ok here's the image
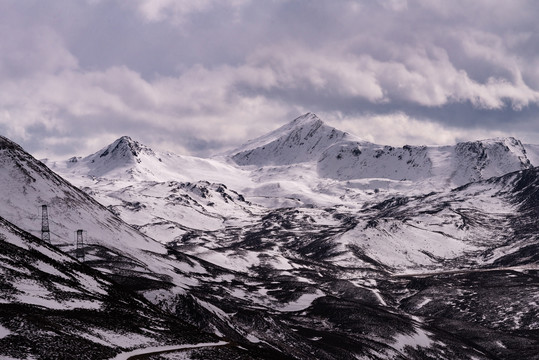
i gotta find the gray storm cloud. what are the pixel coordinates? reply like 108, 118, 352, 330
0, 0, 538, 158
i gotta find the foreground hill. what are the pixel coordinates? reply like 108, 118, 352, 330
0, 135, 277, 359
0, 216, 232, 360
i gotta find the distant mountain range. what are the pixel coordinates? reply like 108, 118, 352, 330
1, 113, 539, 359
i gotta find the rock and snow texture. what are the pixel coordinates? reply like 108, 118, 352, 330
0, 216, 226, 360
231, 112, 361, 166
2, 113, 539, 360
46, 114, 536, 218
318, 142, 433, 181
230, 113, 533, 188
78, 135, 155, 178
0, 135, 238, 296
50, 135, 247, 185
318, 136, 532, 185
0, 135, 164, 256
451, 137, 531, 185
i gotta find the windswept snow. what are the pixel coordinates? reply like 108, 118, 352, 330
524, 143, 539, 165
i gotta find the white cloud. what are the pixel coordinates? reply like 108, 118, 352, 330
130, 0, 250, 24
2, 33, 538, 158
242, 44, 539, 109
379, 0, 408, 11
0, 25, 77, 78
325, 112, 509, 146
1, 0, 539, 159
0, 57, 292, 157
246, 46, 385, 102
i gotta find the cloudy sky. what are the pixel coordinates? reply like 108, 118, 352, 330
1, 0, 539, 159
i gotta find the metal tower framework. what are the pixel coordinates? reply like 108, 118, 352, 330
41, 205, 51, 243
75, 229, 85, 261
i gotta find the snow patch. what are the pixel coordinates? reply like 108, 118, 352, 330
392, 327, 433, 353
0, 324, 11, 339
277, 290, 324, 312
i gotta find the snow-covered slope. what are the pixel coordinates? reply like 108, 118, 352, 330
318, 136, 532, 186
318, 142, 433, 181
49, 135, 248, 186
3, 129, 539, 359
0, 135, 162, 255
231, 113, 363, 166
0, 216, 224, 360
229, 113, 533, 189
451, 137, 531, 184
45, 139, 261, 241
107, 180, 262, 242
0, 135, 237, 296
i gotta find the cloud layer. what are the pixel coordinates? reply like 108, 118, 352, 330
1, 0, 538, 158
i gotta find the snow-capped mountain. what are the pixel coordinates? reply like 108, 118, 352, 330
2, 112, 539, 359
2, 135, 327, 359
231, 112, 363, 166
318, 136, 532, 185
230, 113, 533, 188
64, 135, 166, 179
0, 135, 165, 256
50, 135, 247, 185
48, 114, 536, 214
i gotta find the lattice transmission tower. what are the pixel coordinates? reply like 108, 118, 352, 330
41, 205, 51, 243
75, 229, 85, 261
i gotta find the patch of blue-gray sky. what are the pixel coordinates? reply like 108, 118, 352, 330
0, 0, 538, 158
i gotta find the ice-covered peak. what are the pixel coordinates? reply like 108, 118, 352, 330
95, 135, 154, 160
457, 137, 526, 151
50, 135, 248, 185
70, 136, 160, 179
231, 113, 360, 166
289, 112, 322, 127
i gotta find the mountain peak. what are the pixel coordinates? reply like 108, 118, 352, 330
96, 136, 158, 162
0, 135, 25, 152
98, 136, 148, 159
72, 136, 160, 178
231, 113, 354, 166
290, 112, 322, 125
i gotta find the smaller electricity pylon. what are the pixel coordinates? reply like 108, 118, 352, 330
41, 205, 51, 243
75, 229, 85, 261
